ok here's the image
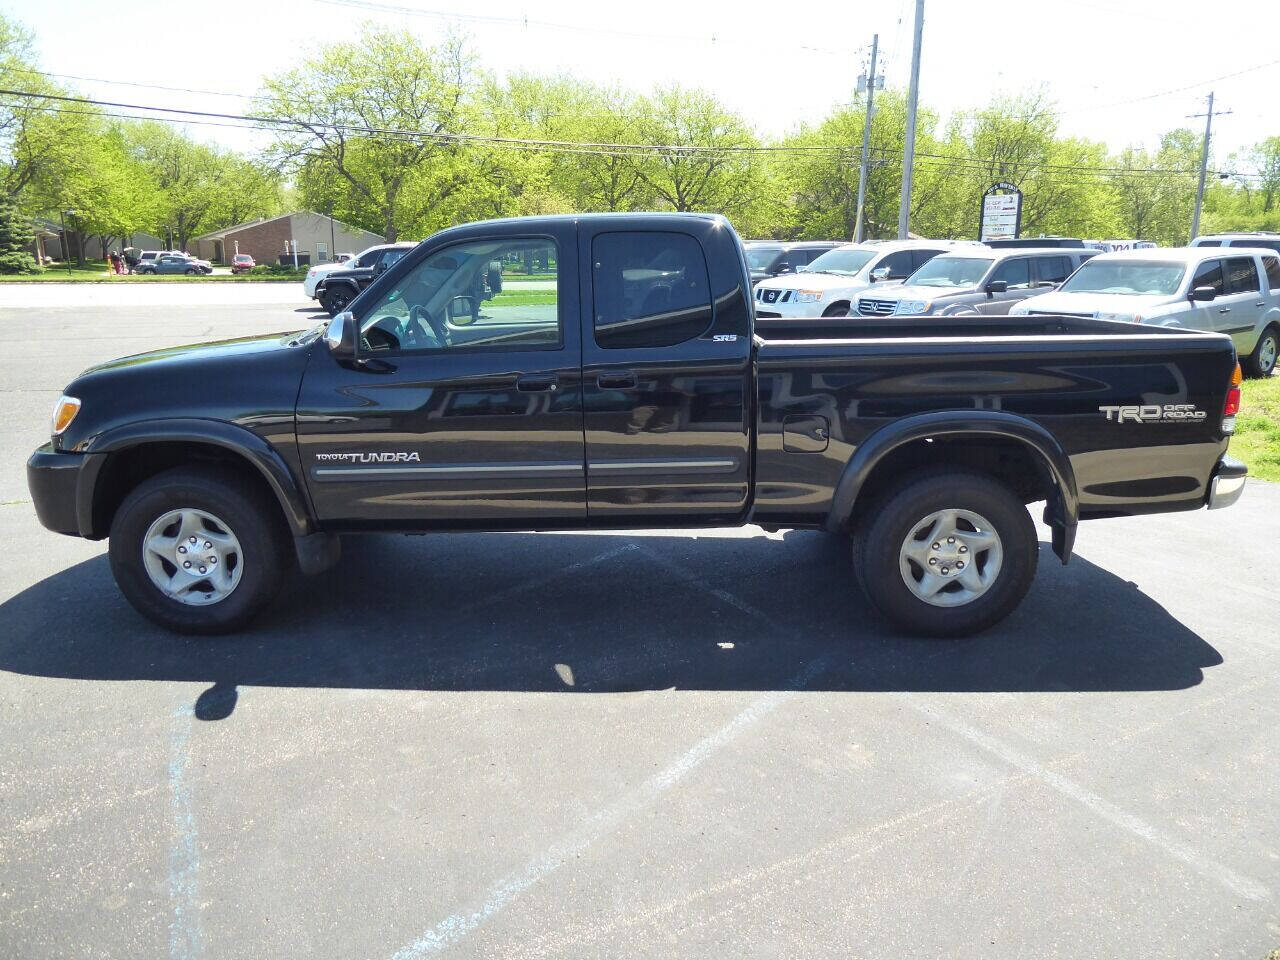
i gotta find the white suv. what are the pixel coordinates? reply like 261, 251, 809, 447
1192, 232, 1280, 257
1011, 246, 1280, 377
753, 240, 954, 318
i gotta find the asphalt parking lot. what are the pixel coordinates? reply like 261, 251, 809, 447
1, 282, 1278, 959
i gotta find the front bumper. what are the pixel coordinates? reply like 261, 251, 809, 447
27, 444, 89, 535
1207, 455, 1248, 510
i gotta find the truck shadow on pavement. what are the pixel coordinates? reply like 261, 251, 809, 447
0, 530, 1221, 720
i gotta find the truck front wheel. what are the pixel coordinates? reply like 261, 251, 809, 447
852, 470, 1038, 637
107, 467, 289, 634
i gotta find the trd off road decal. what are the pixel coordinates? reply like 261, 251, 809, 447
1098, 404, 1207, 423
315, 452, 422, 463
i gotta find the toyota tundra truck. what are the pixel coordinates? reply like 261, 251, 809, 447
27, 213, 1248, 637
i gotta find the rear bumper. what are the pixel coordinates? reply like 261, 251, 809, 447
1207, 455, 1248, 510
27, 444, 88, 536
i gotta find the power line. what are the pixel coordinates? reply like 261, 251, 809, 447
3, 65, 257, 100
1053, 55, 1280, 117
0, 87, 1266, 182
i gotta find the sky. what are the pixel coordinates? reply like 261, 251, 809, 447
3, 0, 1277, 167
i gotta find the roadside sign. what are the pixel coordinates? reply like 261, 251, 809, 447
979, 182, 1022, 241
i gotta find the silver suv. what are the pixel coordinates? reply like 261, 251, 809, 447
1192, 232, 1280, 256
854, 248, 1096, 317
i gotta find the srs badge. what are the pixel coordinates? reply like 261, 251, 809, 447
315, 452, 422, 463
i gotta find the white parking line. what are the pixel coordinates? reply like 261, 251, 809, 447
906, 696, 1270, 903
386, 657, 829, 959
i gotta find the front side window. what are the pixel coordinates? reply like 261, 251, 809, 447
593, 232, 712, 349
880, 250, 916, 280
745, 245, 782, 270
358, 238, 560, 353
1225, 257, 1260, 294
1191, 259, 1225, 296
990, 258, 1031, 289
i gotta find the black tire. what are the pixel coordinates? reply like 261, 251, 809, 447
321, 286, 353, 317
822, 301, 850, 317
852, 469, 1038, 637
108, 466, 289, 634
1244, 325, 1278, 378
184, 267, 197, 275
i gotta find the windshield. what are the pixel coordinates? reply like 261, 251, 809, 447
745, 246, 782, 270
1059, 260, 1186, 296
806, 248, 877, 276
906, 257, 993, 288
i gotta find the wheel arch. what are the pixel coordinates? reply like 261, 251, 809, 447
77, 419, 314, 540
825, 410, 1079, 562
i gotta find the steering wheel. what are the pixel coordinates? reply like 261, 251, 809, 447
411, 304, 450, 347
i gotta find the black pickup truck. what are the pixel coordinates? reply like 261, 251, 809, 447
28, 213, 1248, 637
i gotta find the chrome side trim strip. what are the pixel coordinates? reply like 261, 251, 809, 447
587, 458, 739, 476
314, 461, 584, 481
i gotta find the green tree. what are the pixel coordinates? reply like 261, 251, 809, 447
0, 191, 38, 272
258, 28, 473, 241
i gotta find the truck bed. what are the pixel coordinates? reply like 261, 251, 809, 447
751, 313, 1239, 528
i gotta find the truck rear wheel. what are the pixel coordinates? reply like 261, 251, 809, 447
852, 470, 1038, 637
107, 467, 288, 634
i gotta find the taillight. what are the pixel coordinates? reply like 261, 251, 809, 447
1222, 362, 1242, 433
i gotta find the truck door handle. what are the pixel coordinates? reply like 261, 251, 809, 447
1218, 307, 1231, 314
516, 374, 558, 392
596, 372, 637, 390
1257, 301, 1267, 307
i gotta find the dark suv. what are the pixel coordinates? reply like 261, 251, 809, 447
315, 242, 415, 316
744, 240, 842, 285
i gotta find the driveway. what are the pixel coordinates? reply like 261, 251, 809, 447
1, 285, 1276, 959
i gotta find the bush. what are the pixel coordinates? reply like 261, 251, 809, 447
248, 264, 308, 277
0, 196, 40, 274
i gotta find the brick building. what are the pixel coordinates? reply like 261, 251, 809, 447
189, 212, 385, 266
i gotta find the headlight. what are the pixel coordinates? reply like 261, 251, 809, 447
795, 290, 824, 303
52, 395, 81, 436
894, 300, 929, 315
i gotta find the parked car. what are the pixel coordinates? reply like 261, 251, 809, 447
302, 251, 366, 298
1011, 247, 1280, 377
27, 213, 1246, 638
1191, 232, 1280, 256
986, 237, 1088, 249
314, 242, 415, 316
135, 252, 213, 276
754, 240, 954, 318
743, 240, 843, 286
230, 253, 255, 274
852, 248, 1097, 317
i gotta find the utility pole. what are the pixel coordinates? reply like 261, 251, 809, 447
897, 0, 925, 239
853, 34, 880, 243
1189, 91, 1230, 242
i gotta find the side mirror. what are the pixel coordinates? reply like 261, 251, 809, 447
1189, 285, 1217, 302
372, 260, 386, 275
776, 262, 792, 274
324, 311, 357, 361
870, 266, 891, 282
448, 295, 477, 324
985, 279, 1009, 296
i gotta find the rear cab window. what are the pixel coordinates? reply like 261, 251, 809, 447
592, 232, 713, 349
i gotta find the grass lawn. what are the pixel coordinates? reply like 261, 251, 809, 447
1234, 373, 1280, 482
0, 263, 305, 282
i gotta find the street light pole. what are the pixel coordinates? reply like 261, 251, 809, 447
59, 209, 74, 277
897, 0, 925, 239
853, 34, 880, 243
